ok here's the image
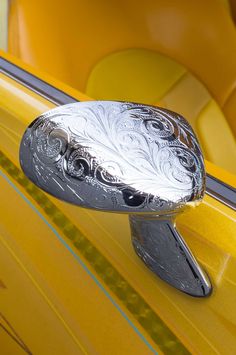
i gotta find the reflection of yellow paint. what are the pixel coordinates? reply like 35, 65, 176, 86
0, 279, 6, 289
0, 312, 32, 354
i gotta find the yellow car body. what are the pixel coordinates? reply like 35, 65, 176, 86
0, 1, 236, 354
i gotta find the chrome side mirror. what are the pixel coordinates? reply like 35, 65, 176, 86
20, 101, 212, 297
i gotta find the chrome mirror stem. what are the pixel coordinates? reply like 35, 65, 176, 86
130, 214, 211, 297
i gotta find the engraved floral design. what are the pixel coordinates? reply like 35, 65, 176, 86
20, 101, 205, 212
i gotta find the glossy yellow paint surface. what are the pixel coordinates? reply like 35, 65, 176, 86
7, 0, 236, 108
0, 61, 236, 354
0, 74, 160, 354
8, 0, 236, 176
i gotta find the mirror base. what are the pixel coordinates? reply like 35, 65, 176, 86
129, 214, 212, 297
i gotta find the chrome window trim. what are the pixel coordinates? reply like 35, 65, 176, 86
206, 175, 236, 210
0, 56, 235, 210
0, 57, 77, 105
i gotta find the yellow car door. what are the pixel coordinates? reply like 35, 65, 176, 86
0, 50, 236, 354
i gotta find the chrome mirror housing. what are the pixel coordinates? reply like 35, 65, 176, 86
20, 101, 212, 297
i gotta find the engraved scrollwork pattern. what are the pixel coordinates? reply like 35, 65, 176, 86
20, 101, 205, 212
